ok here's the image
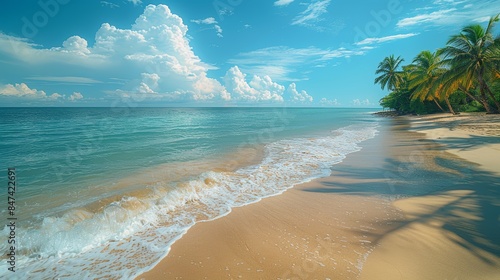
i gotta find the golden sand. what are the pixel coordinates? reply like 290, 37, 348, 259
138, 114, 500, 279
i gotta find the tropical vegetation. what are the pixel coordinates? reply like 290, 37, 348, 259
375, 14, 500, 115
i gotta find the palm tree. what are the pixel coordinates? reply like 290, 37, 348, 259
408, 50, 454, 114
440, 14, 500, 113
437, 64, 482, 108
374, 55, 405, 91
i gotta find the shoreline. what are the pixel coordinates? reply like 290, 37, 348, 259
138, 117, 401, 279
138, 113, 500, 279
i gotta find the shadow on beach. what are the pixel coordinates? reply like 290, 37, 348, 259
303, 117, 500, 265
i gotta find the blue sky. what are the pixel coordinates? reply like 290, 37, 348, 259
0, 0, 498, 107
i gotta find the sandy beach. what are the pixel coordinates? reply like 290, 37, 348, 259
361, 113, 500, 280
138, 114, 500, 279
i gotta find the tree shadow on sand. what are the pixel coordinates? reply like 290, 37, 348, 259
304, 153, 500, 265
421, 135, 500, 151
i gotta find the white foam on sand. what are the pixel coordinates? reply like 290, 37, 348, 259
0, 123, 379, 279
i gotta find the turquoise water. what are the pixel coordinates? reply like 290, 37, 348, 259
0, 107, 379, 279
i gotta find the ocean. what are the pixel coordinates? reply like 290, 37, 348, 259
0, 107, 379, 279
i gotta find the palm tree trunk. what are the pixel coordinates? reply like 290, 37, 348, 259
484, 84, 500, 112
479, 87, 496, 114
459, 86, 481, 103
460, 85, 495, 114
477, 73, 499, 113
432, 98, 445, 112
444, 96, 457, 115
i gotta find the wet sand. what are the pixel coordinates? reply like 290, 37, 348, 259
138, 115, 500, 279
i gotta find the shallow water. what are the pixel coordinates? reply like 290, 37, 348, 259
0, 107, 378, 279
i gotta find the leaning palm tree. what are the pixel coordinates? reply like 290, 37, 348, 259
374, 55, 405, 91
437, 62, 482, 107
440, 14, 500, 113
408, 50, 454, 114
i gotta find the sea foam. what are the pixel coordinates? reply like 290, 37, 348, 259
0, 123, 378, 279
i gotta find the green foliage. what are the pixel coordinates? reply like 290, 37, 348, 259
374, 55, 405, 91
379, 89, 442, 115
380, 90, 410, 113
375, 14, 500, 115
448, 91, 481, 112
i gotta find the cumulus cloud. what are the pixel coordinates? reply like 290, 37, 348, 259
274, 0, 295, 6
0, 83, 47, 98
50, 93, 63, 99
320, 98, 340, 106
0, 33, 105, 66
0, 5, 229, 103
69, 92, 84, 101
352, 99, 371, 106
62, 36, 91, 55
287, 83, 313, 102
0, 83, 63, 100
223, 66, 284, 102
1, 4, 322, 105
136, 73, 160, 94
191, 17, 223, 38
92, 4, 228, 100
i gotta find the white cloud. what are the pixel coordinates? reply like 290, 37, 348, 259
287, 83, 313, 102
0, 5, 229, 103
28, 76, 101, 84
0, 4, 326, 105
292, 0, 331, 26
318, 47, 365, 60
191, 17, 217, 25
91, 5, 228, 101
352, 99, 371, 106
214, 25, 223, 38
136, 73, 160, 94
191, 17, 223, 37
228, 46, 365, 81
61, 36, 91, 55
433, 0, 466, 4
50, 93, 63, 99
223, 66, 284, 102
128, 0, 142, 5
69, 92, 84, 101
397, 9, 456, 27
0, 83, 66, 101
0, 83, 88, 103
274, 0, 295, 6
397, 0, 500, 28
101, 1, 119, 9
0, 33, 105, 66
320, 98, 340, 106
356, 33, 419, 45
474, 16, 491, 23
0, 83, 46, 97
